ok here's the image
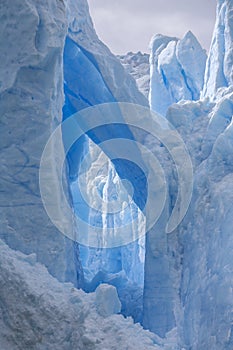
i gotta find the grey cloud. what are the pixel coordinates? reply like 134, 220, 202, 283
90, 0, 216, 18
88, 0, 217, 54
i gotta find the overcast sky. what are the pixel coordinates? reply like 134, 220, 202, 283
88, 0, 217, 54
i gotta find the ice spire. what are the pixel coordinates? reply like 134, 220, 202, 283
202, 0, 233, 98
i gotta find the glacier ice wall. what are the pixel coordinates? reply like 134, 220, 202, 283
65, 0, 148, 110
149, 31, 207, 116
0, 0, 148, 321
144, 30, 206, 335
172, 93, 233, 350
2, 0, 233, 348
0, 0, 151, 346
202, 0, 233, 99
144, 0, 233, 347
0, 0, 78, 285
144, 90, 233, 348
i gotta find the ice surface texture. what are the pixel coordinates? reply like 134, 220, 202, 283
149, 31, 207, 116
144, 1, 233, 347
95, 283, 121, 317
0, 239, 166, 350
0, 0, 78, 285
202, 0, 233, 99
1, 0, 233, 349
63, 0, 148, 322
118, 52, 150, 98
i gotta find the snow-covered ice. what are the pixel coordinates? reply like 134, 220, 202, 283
0, 239, 167, 350
117, 52, 150, 98
95, 284, 121, 317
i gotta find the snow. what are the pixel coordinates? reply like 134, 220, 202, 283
149, 32, 207, 116
0, 239, 166, 350
117, 52, 150, 98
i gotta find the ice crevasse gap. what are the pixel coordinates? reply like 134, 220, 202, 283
62, 0, 210, 329
62, 0, 149, 323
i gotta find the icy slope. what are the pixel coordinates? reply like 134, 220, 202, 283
0, 239, 165, 350
0, 0, 77, 284
117, 52, 150, 98
150, 31, 207, 116
202, 0, 233, 98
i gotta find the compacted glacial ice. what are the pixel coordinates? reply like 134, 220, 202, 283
0, 0, 154, 348
0, 0, 78, 285
63, 0, 149, 324
149, 31, 207, 116
1, 0, 233, 349
0, 0, 147, 294
144, 1, 233, 348
202, 0, 233, 99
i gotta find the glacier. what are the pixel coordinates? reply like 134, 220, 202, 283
0, 0, 78, 285
1, 0, 233, 349
63, 0, 149, 324
118, 51, 150, 98
0, 0, 149, 343
143, 0, 233, 348
149, 31, 207, 116
202, 0, 233, 99
0, 239, 166, 350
